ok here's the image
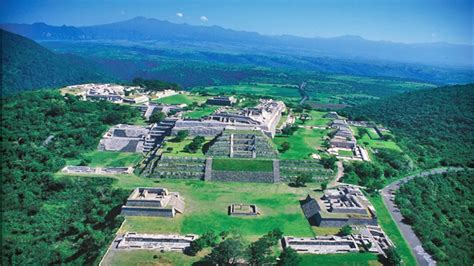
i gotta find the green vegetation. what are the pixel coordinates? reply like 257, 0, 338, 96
102, 250, 202, 265
184, 105, 218, 119
299, 253, 381, 266
148, 111, 165, 123
295, 110, 331, 127
153, 93, 208, 105
65, 151, 143, 167
395, 171, 473, 265
131, 77, 180, 91
274, 128, 328, 159
161, 137, 210, 158
369, 195, 417, 266
212, 158, 274, 172
109, 177, 315, 239
338, 149, 354, 157
193, 83, 300, 99
1, 29, 109, 95
1, 90, 140, 264
352, 127, 402, 152
344, 84, 474, 167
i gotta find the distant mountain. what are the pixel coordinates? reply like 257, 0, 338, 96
0, 29, 110, 95
1, 17, 472, 68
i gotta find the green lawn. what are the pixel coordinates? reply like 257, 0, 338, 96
111, 177, 315, 239
102, 250, 203, 266
192, 83, 301, 99
184, 106, 218, 119
338, 150, 354, 157
65, 151, 143, 167
274, 128, 329, 159
369, 195, 417, 266
352, 127, 402, 152
300, 253, 381, 266
212, 158, 274, 172
153, 93, 208, 105
160, 137, 211, 158
296, 111, 331, 127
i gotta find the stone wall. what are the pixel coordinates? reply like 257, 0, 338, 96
121, 206, 175, 217
211, 170, 275, 183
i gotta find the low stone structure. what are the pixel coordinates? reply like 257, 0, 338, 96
121, 187, 185, 217
61, 166, 133, 175
282, 236, 359, 254
206, 96, 237, 106
229, 204, 259, 216
115, 232, 197, 252
301, 186, 378, 227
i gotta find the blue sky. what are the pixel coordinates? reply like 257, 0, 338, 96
0, 0, 472, 44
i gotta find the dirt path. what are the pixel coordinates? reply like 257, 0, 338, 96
381, 167, 465, 266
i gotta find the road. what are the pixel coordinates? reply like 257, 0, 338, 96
381, 167, 464, 266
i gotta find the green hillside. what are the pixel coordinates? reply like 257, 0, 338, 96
0, 29, 109, 95
395, 170, 474, 265
343, 84, 474, 167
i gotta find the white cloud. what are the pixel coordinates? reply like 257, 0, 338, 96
200, 16, 208, 22
176, 12, 183, 18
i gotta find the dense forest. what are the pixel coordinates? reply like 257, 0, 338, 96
1, 90, 139, 264
0, 29, 110, 95
395, 171, 474, 265
343, 84, 474, 168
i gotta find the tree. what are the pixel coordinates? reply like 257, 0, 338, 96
173, 130, 189, 142
290, 172, 312, 187
321, 156, 337, 170
247, 229, 283, 265
206, 237, 245, 265
278, 247, 300, 266
339, 225, 352, 236
385, 247, 402, 266
321, 181, 328, 191
148, 111, 165, 123
279, 142, 291, 153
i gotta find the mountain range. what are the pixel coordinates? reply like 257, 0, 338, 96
2, 16, 472, 68
0, 29, 109, 95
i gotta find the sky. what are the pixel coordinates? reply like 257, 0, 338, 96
0, 0, 472, 45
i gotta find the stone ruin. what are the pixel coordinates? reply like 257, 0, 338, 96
115, 232, 198, 252
121, 187, 185, 217
228, 204, 259, 216
206, 129, 278, 159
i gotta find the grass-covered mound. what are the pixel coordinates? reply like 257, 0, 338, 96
212, 158, 273, 172
344, 84, 474, 168
395, 170, 474, 265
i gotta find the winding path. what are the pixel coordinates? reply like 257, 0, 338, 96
381, 167, 465, 266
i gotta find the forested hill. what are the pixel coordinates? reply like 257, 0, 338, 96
343, 84, 474, 168
0, 29, 109, 95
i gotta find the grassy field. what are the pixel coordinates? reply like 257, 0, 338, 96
296, 110, 331, 127
65, 151, 143, 167
102, 250, 203, 266
300, 253, 381, 266
212, 158, 274, 172
160, 137, 211, 158
274, 128, 329, 159
352, 127, 402, 152
369, 195, 417, 266
338, 149, 354, 157
110, 177, 315, 239
183, 106, 218, 119
153, 93, 208, 105
192, 83, 301, 99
